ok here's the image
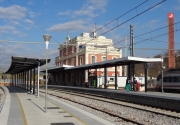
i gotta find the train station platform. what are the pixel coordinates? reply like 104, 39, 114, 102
0, 86, 114, 125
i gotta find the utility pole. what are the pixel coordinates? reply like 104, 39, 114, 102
124, 36, 128, 76
130, 25, 134, 57
130, 25, 134, 82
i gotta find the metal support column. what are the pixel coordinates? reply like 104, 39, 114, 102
33, 68, 35, 94
18, 73, 19, 87
144, 63, 148, 92
115, 65, 117, 90
80, 72, 82, 87
15, 74, 16, 87
27, 70, 29, 91
30, 69, 32, 91
37, 62, 40, 97
104, 67, 107, 89
24, 70, 27, 90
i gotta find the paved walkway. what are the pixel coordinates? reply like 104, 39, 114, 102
0, 86, 115, 125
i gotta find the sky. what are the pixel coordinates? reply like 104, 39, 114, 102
0, 0, 180, 72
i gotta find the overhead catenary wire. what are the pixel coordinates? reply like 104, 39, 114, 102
113, 20, 180, 46
99, 0, 167, 36
7, 0, 60, 45
83, 0, 166, 45
94, 0, 149, 33
84, 0, 168, 58
134, 28, 180, 45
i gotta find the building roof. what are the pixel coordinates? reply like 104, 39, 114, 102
5, 56, 51, 74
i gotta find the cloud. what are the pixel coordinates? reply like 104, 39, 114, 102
29, 11, 36, 18
0, 5, 27, 20
10, 21, 20, 26
28, 1, 33, 5
58, 10, 71, 15
0, 25, 15, 33
146, 20, 159, 28
57, 0, 108, 18
47, 20, 90, 32
0, 25, 27, 37
24, 19, 34, 25
12, 30, 27, 37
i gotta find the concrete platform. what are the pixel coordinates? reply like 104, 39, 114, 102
0, 86, 114, 125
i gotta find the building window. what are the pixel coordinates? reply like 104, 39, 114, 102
72, 46, 74, 53
71, 58, 74, 66
66, 47, 68, 55
102, 57, 106, 61
80, 56, 83, 65
92, 56, 95, 63
113, 57, 117, 60
66, 60, 68, 65
61, 50, 63, 57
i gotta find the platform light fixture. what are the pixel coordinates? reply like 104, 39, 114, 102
43, 34, 51, 113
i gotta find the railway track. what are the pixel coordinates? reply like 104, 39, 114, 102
40, 87, 180, 124
40, 88, 143, 124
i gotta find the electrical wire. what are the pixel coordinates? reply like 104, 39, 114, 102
95, 0, 148, 33
134, 28, 180, 45
7, 0, 60, 44
82, 0, 166, 45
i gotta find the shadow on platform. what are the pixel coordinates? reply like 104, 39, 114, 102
6, 86, 28, 93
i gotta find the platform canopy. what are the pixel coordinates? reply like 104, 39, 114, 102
42, 56, 162, 73
65, 56, 163, 70
41, 65, 73, 73
5, 56, 51, 74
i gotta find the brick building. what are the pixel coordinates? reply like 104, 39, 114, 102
54, 32, 122, 86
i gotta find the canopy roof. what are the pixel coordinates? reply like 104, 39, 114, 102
65, 56, 162, 70
5, 56, 50, 74
41, 65, 73, 73
41, 56, 162, 73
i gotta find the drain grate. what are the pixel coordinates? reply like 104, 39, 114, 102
51, 123, 75, 125
64, 115, 73, 117
44, 107, 60, 109
58, 111, 66, 113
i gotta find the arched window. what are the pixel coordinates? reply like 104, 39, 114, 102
102, 56, 106, 61
71, 58, 74, 66
92, 56, 95, 63
72, 46, 74, 53
66, 47, 68, 55
66, 60, 68, 65
61, 50, 63, 57
80, 56, 83, 65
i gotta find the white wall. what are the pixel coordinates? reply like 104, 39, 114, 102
97, 76, 145, 87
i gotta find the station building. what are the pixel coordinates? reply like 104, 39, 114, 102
52, 32, 122, 86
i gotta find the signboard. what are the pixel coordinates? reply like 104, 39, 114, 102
168, 13, 174, 19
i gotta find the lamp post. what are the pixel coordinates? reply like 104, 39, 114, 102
43, 34, 51, 113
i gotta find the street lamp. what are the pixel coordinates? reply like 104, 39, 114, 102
43, 34, 51, 113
